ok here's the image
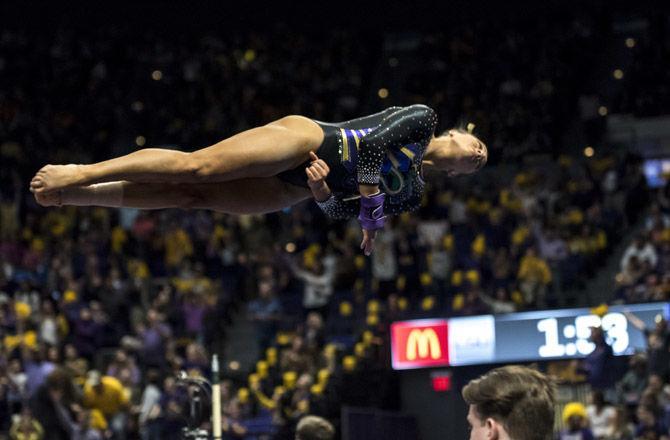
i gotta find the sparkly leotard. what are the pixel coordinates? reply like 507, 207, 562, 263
277, 104, 438, 219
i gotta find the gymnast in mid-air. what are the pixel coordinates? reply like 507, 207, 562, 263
30, 104, 487, 254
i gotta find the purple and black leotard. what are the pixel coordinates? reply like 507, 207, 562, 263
277, 104, 438, 220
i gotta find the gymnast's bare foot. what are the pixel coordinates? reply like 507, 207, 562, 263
34, 190, 62, 207
30, 164, 83, 194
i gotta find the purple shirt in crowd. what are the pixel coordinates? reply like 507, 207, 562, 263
24, 361, 55, 396
182, 303, 206, 335
141, 323, 172, 365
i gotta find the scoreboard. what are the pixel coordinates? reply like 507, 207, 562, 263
390, 302, 668, 370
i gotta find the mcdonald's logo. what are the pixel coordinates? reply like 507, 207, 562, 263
391, 320, 449, 370
406, 328, 442, 360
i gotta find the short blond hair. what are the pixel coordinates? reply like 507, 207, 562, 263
296, 415, 335, 440
462, 365, 555, 440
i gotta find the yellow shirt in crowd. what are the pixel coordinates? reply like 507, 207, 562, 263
164, 228, 193, 267
9, 419, 44, 440
517, 255, 552, 285
83, 376, 130, 417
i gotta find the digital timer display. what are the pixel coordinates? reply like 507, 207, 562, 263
488, 306, 650, 365
391, 302, 669, 369
536, 313, 627, 357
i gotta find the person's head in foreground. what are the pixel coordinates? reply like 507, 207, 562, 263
425, 125, 488, 177
295, 415, 335, 440
462, 365, 555, 440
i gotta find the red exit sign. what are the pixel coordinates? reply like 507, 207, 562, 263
431, 374, 452, 392
391, 320, 449, 370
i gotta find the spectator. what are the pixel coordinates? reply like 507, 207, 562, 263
23, 348, 56, 398
517, 247, 552, 308
248, 279, 283, 351
155, 376, 186, 440
533, 223, 569, 304
301, 312, 325, 355
616, 354, 649, 408
72, 408, 106, 440
586, 390, 616, 440
370, 229, 398, 298
295, 415, 335, 440
138, 309, 173, 369
222, 398, 249, 439
625, 312, 670, 379
183, 342, 209, 377
280, 336, 312, 376
460, 288, 490, 316
462, 365, 555, 440
634, 405, 668, 440
426, 236, 453, 294
9, 407, 44, 440
29, 368, 78, 440
559, 402, 594, 440
290, 374, 314, 423
644, 374, 668, 413
290, 252, 336, 318
620, 235, 657, 273
491, 248, 514, 290
62, 344, 82, 378
137, 369, 162, 440
38, 301, 59, 346
479, 287, 517, 314
106, 349, 141, 388
6, 358, 27, 414
575, 327, 616, 394
83, 370, 130, 440
71, 307, 102, 362
219, 380, 236, 416
609, 406, 634, 440
164, 223, 194, 275
645, 204, 670, 232
180, 291, 210, 343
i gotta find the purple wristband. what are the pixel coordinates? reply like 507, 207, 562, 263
358, 192, 386, 230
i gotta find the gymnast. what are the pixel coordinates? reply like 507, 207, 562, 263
30, 104, 487, 255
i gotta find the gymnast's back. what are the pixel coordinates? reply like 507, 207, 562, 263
315, 106, 403, 130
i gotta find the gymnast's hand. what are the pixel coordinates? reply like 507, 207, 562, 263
358, 191, 385, 257
305, 151, 332, 202
360, 229, 376, 256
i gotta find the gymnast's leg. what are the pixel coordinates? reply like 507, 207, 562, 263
35, 178, 312, 215
30, 116, 324, 193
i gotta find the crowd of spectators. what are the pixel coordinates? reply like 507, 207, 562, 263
614, 185, 670, 306
549, 182, 670, 440
0, 5, 667, 440
557, 314, 670, 440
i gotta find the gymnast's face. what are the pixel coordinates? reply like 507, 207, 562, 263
428, 130, 487, 177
